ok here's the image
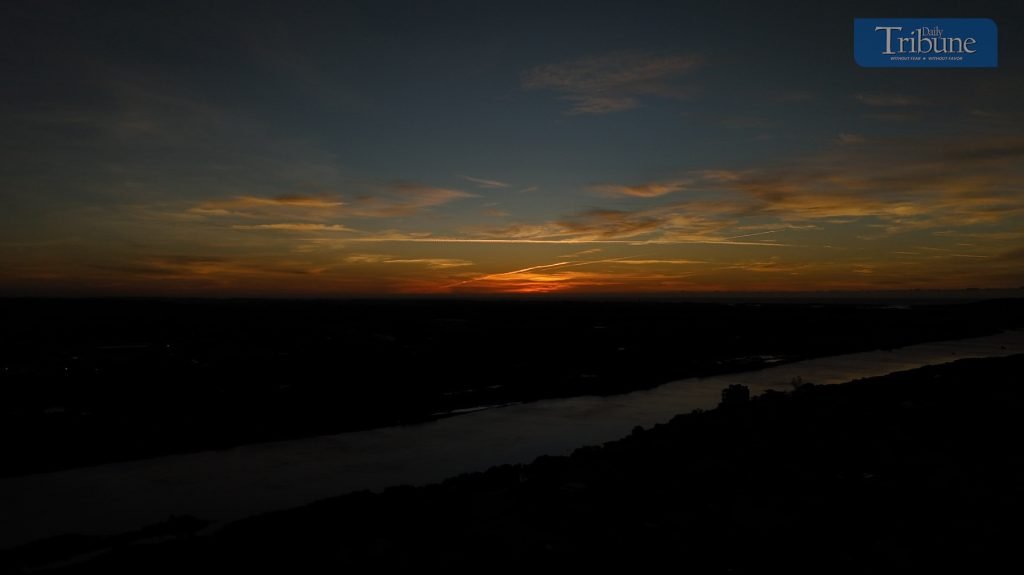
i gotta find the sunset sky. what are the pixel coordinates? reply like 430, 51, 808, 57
2, 1, 1023, 295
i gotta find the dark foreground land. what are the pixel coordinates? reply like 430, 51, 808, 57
2, 297, 1023, 477
7, 354, 1023, 573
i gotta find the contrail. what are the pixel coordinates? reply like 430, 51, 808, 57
444, 261, 575, 288
723, 230, 779, 240
445, 256, 637, 289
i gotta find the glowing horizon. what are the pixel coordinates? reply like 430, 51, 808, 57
2, 2, 1023, 296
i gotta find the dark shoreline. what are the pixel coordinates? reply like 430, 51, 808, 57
8, 353, 1023, 573
3, 298, 1023, 478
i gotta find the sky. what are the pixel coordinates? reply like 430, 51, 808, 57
2, 0, 1023, 296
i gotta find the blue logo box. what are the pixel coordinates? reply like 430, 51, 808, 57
854, 18, 997, 68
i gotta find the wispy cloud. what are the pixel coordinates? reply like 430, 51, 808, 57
192, 194, 344, 217
89, 254, 324, 281
558, 248, 602, 258
723, 230, 780, 240
558, 208, 667, 239
189, 183, 473, 222
611, 259, 705, 265
444, 255, 707, 293
446, 257, 627, 289
462, 205, 728, 244
386, 258, 474, 268
714, 257, 810, 274
47, 124, 1023, 296
346, 253, 473, 269
348, 183, 474, 217
343, 199, 791, 246
695, 135, 1024, 230
591, 181, 687, 198
248, 195, 344, 207
232, 223, 356, 232
350, 236, 789, 247
522, 52, 701, 114
337, 133, 1024, 261
460, 175, 511, 189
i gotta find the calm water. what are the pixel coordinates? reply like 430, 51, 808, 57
3, 330, 1023, 549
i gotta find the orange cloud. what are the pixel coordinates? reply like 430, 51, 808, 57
233, 223, 356, 232
346, 253, 473, 269
695, 135, 1024, 230
189, 183, 473, 222
198, 195, 344, 210
591, 181, 687, 198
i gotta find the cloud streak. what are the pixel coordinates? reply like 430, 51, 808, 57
591, 181, 687, 198
233, 223, 356, 232
348, 183, 474, 217
445, 257, 634, 290
346, 254, 473, 269
460, 175, 511, 189
189, 183, 473, 222
522, 52, 701, 114
694, 135, 1024, 231
349, 236, 790, 247
444, 255, 709, 293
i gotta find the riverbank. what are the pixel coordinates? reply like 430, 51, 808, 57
7, 353, 1023, 573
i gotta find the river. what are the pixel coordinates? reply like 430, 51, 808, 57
2, 330, 1023, 549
